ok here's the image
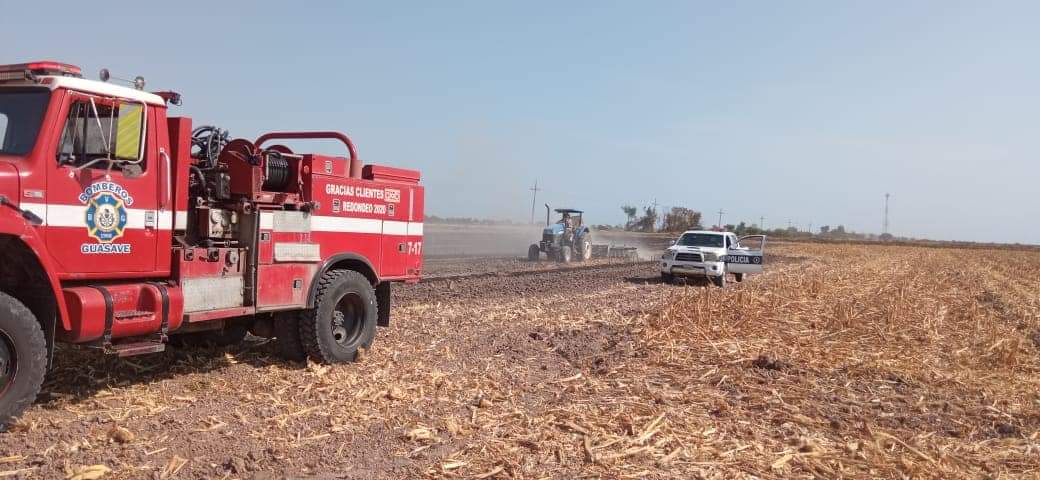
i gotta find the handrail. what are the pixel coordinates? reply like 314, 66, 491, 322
254, 131, 360, 178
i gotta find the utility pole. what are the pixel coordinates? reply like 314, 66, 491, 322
759, 216, 765, 231
529, 180, 541, 224
883, 193, 890, 235
808, 222, 813, 234
716, 209, 725, 229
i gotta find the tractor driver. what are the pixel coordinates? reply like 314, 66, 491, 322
560, 212, 573, 230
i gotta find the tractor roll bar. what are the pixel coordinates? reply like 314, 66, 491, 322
254, 131, 361, 178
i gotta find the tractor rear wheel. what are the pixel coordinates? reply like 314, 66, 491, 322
528, 244, 540, 261
578, 239, 592, 261
0, 292, 46, 428
299, 270, 377, 364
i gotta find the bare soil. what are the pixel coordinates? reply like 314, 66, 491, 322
0, 243, 1037, 479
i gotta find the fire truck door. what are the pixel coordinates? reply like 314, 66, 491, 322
44, 94, 159, 274
725, 234, 765, 274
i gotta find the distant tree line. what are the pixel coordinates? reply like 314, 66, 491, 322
621, 205, 706, 233
617, 204, 891, 240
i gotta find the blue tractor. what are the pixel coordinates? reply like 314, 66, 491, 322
528, 205, 593, 263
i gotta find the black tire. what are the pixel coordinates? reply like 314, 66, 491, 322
558, 246, 572, 263
712, 273, 727, 288
660, 272, 674, 284
0, 292, 46, 427
170, 323, 247, 348
299, 270, 377, 364
735, 273, 745, 282
273, 311, 306, 361
528, 244, 540, 261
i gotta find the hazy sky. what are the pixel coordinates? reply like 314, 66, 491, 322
4, 1, 1037, 243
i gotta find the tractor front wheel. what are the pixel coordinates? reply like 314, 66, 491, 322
0, 292, 46, 428
528, 244, 540, 261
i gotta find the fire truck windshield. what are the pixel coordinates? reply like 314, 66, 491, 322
0, 89, 50, 156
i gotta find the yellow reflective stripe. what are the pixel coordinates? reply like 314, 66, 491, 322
114, 104, 142, 159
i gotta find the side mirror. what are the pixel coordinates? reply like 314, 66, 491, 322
669, 239, 676, 245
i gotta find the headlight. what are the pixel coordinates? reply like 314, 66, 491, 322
661, 251, 675, 260
703, 251, 719, 262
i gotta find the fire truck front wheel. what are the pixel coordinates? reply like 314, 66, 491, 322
0, 291, 46, 427
299, 270, 377, 364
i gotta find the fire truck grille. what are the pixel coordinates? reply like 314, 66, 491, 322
675, 252, 703, 262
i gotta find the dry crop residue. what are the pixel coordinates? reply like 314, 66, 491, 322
0, 243, 1037, 479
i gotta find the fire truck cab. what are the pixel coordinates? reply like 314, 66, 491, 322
0, 61, 425, 424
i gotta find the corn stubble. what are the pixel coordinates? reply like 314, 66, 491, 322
1, 243, 1036, 479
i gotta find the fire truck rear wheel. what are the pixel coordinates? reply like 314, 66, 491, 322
299, 270, 377, 364
170, 323, 247, 348
274, 312, 306, 361
0, 292, 46, 428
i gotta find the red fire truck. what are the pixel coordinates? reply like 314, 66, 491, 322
0, 61, 424, 424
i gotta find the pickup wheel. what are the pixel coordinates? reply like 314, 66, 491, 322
0, 292, 46, 428
660, 272, 674, 284
735, 273, 745, 282
712, 273, 727, 288
528, 244, 540, 261
273, 311, 306, 361
299, 270, 377, 364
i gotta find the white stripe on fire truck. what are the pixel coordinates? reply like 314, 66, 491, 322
308, 217, 422, 236
21, 203, 422, 236
175, 211, 188, 230
22, 203, 177, 230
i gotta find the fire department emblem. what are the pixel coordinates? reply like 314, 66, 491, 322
85, 192, 128, 243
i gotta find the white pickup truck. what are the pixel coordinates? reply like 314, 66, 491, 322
660, 230, 766, 287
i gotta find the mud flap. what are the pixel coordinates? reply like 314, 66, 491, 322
376, 282, 391, 327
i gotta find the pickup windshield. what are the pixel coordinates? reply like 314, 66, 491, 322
677, 233, 724, 248
0, 89, 50, 156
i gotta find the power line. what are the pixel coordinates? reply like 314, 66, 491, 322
529, 180, 541, 224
